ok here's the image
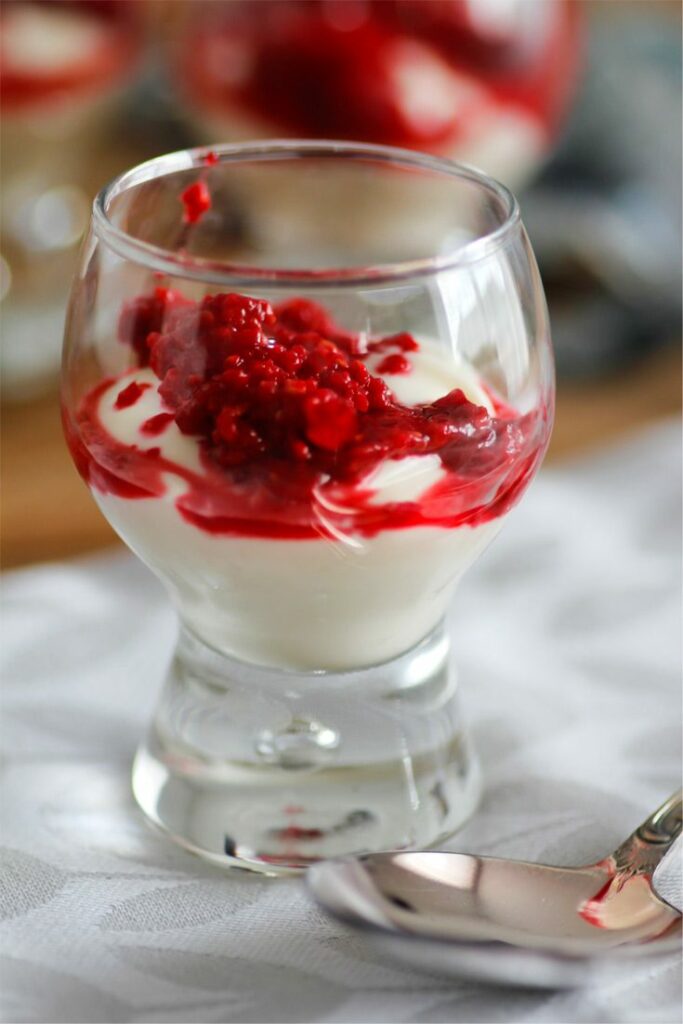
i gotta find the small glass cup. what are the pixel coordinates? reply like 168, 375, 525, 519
61, 141, 554, 873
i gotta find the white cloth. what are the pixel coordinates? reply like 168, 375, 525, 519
1, 421, 681, 1024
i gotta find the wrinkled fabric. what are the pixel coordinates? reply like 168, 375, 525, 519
1, 421, 681, 1024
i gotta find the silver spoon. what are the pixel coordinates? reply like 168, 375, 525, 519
308, 791, 682, 988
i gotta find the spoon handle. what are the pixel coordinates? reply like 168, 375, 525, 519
635, 790, 683, 848
612, 790, 682, 880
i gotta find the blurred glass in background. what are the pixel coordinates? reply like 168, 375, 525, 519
170, 0, 580, 188
0, 0, 143, 398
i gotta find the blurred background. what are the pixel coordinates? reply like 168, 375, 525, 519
1, 0, 681, 568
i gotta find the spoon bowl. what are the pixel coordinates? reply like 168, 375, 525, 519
308, 791, 682, 988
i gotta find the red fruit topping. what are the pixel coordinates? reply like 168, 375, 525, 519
68, 291, 549, 539
118, 287, 194, 366
180, 179, 211, 224
141, 412, 174, 436
114, 380, 150, 409
276, 297, 362, 355
115, 291, 540, 489
304, 391, 358, 451
370, 332, 419, 353
204, 150, 219, 165
376, 353, 411, 375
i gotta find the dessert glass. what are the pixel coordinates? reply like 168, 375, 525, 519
172, 0, 581, 188
61, 141, 554, 873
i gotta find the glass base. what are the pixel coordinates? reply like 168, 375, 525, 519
132, 624, 481, 875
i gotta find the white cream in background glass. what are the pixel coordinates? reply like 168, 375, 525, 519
61, 142, 554, 873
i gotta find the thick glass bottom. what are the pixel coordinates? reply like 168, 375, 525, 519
132, 624, 481, 875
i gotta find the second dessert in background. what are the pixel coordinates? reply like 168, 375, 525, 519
173, 0, 581, 188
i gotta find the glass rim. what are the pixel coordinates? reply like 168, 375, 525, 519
92, 139, 521, 288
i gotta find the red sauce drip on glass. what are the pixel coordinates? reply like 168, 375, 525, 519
180, 179, 211, 225
65, 290, 550, 540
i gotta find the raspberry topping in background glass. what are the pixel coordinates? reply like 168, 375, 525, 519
176, 0, 580, 182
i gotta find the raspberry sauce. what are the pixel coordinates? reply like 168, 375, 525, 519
65, 290, 550, 540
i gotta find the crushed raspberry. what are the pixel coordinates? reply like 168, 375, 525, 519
304, 391, 358, 451
376, 353, 411, 375
141, 413, 174, 436
118, 287, 194, 366
204, 150, 218, 165
114, 289, 536, 496
117, 291, 415, 481
69, 290, 548, 539
180, 179, 211, 224
115, 381, 150, 409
